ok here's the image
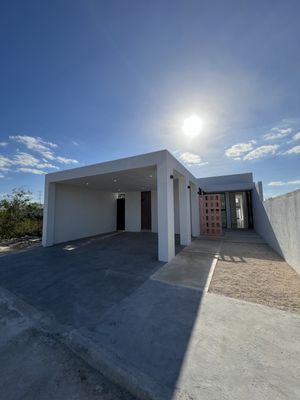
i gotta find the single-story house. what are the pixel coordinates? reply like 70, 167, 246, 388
42, 150, 263, 262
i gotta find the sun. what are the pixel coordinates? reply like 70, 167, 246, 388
182, 115, 203, 138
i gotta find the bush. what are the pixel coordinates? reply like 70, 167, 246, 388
0, 189, 43, 240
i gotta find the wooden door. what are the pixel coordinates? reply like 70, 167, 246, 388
199, 194, 222, 236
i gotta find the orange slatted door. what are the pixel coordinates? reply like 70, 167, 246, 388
199, 194, 222, 236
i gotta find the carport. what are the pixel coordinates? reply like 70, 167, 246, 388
43, 150, 200, 261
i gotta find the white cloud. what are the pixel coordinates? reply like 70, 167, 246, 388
10, 135, 57, 152
9, 135, 78, 165
0, 142, 8, 147
178, 152, 208, 166
225, 140, 256, 160
264, 127, 292, 141
13, 152, 59, 169
0, 155, 12, 171
284, 145, 300, 155
292, 132, 300, 141
54, 156, 78, 164
268, 180, 300, 186
72, 140, 79, 146
16, 167, 47, 175
0, 150, 60, 178
0, 174, 5, 178
243, 144, 279, 160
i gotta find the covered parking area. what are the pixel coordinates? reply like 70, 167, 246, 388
42, 150, 200, 261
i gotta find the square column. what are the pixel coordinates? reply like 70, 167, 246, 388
190, 183, 200, 237
42, 182, 56, 247
157, 161, 175, 262
225, 192, 231, 229
178, 176, 191, 246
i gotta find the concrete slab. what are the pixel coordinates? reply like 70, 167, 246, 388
0, 232, 170, 330
174, 293, 300, 400
151, 251, 217, 290
88, 280, 202, 395
183, 238, 221, 255
221, 229, 266, 244
1, 229, 299, 400
67, 282, 300, 400
0, 293, 135, 400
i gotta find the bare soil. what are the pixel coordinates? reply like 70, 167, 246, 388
209, 241, 300, 314
0, 236, 41, 255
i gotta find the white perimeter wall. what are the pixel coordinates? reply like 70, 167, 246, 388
253, 187, 300, 274
53, 184, 116, 243
125, 192, 141, 232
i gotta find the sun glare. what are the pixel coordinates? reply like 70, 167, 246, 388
182, 115, 203, 138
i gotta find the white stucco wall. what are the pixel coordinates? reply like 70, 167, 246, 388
253, 187, 300, 274
173, 179, 180, 234
151, 190, 158, 233
43, 150, 201, 261
125, 192, 141, 232
53, 184, 116, 244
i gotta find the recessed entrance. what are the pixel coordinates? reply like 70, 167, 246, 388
229, 191, 253, 229
116, 197, 125, 230
141, 191, 152, 230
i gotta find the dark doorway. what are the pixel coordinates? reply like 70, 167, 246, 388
141, 191, 152, 230
116, 198, 125, 230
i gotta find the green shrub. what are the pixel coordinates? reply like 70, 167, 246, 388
0, 189, 43, 240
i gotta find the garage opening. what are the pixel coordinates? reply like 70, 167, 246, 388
141, 191, 152, 230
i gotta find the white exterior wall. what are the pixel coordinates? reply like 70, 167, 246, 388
197, 173, 255, 193
151, 190, 158, 233
125, 192, 141, 232
173, 180, 180, 234
253, 187, 300, 273
53, 184, 116, 244
43, 150, 200, 262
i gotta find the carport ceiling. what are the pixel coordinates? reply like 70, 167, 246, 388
59, 166, 157, 192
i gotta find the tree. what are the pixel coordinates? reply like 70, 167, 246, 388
0, 189, 43, 239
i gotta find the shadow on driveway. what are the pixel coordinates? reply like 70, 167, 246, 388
0, 232, 214, 399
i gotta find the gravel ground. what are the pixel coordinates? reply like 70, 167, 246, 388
209, 241, 300, 314
0, 236, 41, 254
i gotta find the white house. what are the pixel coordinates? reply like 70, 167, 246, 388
42, 150, 263, 262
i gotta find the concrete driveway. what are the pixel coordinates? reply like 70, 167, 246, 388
0, 232, 179, 330
0, 232, 299, 400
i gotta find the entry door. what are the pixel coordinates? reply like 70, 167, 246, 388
141, 191, 152, 230
199, 194, 222, 236
116, 198, 125, 230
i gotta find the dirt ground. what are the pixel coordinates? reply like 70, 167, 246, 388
0, 236, 41, 255
209, 241, 300, 314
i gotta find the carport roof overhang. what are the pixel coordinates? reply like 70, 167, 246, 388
45, 150, 199, 190
55, 166, 157, 192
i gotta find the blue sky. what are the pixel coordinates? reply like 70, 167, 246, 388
0, 0, 300, 201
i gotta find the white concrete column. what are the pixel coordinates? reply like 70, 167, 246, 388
256, 181, 264, 201
42, 181, 56, 246
157, 161, 175, 262
178, 176, 191, 246
225, 192, 231, 229
125, 192, 141, 232
190, 183, 200, 237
